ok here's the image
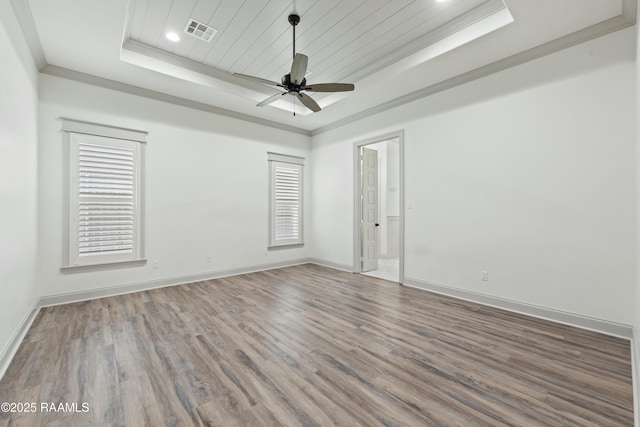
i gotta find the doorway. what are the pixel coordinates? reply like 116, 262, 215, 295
353, 131, 404, 283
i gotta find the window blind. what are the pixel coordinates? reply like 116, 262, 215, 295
268, 153, 304, 247
273, 164, 301, 242
77, 142, 135, 257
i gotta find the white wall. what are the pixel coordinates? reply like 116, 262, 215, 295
311, 28, 636, 326
37, 74, 311, 297
634, 4, 640, 423
0, 2, 39, 368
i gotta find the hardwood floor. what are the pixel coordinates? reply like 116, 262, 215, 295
0, 264, 634, 426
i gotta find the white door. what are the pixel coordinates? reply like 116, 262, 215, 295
361, 147, 378, 272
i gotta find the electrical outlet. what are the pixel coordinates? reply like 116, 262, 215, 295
152, 260, 159, 269
205, 255, 212, 263
481, 271, 489, 281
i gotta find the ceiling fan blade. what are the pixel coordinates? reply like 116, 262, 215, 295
296, 92, 321, 113
290, 53, 308, 85
233, 73, 282, 88
257, 92, 287, 107
303, 83, 355, 92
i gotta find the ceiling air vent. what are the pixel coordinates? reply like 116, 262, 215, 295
184, 18, 217, 42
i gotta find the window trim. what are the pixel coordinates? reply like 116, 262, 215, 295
268, 152, 304, 248
60, 118, 147, 270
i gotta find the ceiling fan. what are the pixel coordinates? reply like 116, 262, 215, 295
234, 13, 355, 114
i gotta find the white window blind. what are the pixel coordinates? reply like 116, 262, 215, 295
76, 141, 135, 257
269, 153, 304, 247
62, 119, 146, 268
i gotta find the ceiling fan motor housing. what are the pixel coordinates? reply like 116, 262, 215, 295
281, 73, 306, 91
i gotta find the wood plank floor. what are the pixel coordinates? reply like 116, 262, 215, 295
0, 264, 634, 426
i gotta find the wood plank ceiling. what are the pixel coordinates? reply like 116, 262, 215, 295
127, 0, 495, 87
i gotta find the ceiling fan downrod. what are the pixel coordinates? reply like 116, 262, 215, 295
288, 13, 300, 59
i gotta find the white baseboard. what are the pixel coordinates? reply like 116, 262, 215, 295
0, 300, 40, 381
307, 258, 354, 273
38, 258, 313, 307
403, 276, 633, 339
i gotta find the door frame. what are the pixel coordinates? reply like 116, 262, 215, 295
353, 130, 405, 283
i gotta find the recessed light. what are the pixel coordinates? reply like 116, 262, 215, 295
166, 32, 180, 42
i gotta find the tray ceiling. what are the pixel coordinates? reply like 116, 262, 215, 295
127, 0, 501, 85
18, 0, 635, 133
122, 0, 511, 114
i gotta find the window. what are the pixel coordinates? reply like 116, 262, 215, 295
268, 153, 304, 247
61, 119, 146, 268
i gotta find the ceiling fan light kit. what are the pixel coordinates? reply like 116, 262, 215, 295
234, 13, 355, 115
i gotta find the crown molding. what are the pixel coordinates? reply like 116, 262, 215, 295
310, 6, 637, 136
40, 64, 312, 137
121, 39, 268, 95
9, 0, 46, 69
